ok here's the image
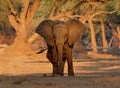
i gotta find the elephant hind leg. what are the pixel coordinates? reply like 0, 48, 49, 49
64, 43, 74, 76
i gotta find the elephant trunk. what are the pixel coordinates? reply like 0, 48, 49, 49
57, 44, 63, 76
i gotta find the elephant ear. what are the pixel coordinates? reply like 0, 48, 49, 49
36, 20, 55, 47
66, 19, 86, 46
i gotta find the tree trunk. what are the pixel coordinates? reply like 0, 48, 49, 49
101, 20, 108, 52
3, 22, 35, 56
88, 18, 98, 52
116, 25, 120, 48
3, 0, 41, 56
112, 27, 120, 48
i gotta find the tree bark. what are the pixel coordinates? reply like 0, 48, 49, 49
49, 0, 87, 20
100, 20, 108, 52
5, 0, 41, 56
88, 18, 98, 52
116, 25, 120, 48
112, 27, 120, 48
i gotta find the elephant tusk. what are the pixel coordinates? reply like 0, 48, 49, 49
36, 47, 48, 54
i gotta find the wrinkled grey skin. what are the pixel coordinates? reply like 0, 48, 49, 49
36, 19, 86, 76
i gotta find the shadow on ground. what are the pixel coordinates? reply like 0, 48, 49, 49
0, 74, 120, 88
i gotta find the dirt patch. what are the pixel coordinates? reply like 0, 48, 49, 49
0, 45, 120, 88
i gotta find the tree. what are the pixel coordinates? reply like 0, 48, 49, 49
28, 0, 88, 43
1, 0, 119, 55
2, 0, 41, 56
77, 0, 119, 52
106, 0, 120, 48
28, 0, 115, 53
100, 20, 108, 52
112, 25, 120, 48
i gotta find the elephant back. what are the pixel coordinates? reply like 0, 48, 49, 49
36, 20, 55, 47
65, 19, 86, 46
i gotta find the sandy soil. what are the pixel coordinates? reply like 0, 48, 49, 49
0, 47, 120, 88
0, 75, 120, 88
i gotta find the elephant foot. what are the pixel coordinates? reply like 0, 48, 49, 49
52, 67, 64, 76
59, 73, 64, 76
68, 70, 74, 76
52, 73, 59, 77
68, 73, 74, 76
53, 65, 58, 74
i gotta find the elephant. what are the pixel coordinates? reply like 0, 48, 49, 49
36, 20, 59, 75
36, 19, 86, 76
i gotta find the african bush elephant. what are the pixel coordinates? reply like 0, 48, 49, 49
36, 19, 86, 76
36, 20, 59, 75
53, 19, 86, 76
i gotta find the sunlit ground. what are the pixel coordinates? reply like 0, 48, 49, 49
0, 50, 120, 76
0, 48, 120, 88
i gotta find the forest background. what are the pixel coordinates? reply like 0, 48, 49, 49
0, 0, 120, 55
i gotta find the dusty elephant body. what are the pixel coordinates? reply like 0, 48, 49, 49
36, 20, 59, 75
36, 19, 86, 76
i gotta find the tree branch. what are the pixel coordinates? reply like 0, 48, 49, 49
49, 0, 87, 20
30, 0, 88, 42
8, 15, 18, 30
7, 0, 18, 30
20, 0, 30, 19
67, 0, 87, 15
26, 0, 41, 27
49, 12, 66, 20
112, 29, 118, 38
49, 1, 59, 17
91, 6, 119, 18
7, 0, 17, 15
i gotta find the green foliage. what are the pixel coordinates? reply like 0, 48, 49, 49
106, 0, 120, 24
0, 0, 10, 30
32, 0, 81, 26
0, 0, 17, 35
117, 10, 120, 15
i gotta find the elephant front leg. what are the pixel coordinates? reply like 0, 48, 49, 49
52, 63, 58, 76
64, 43, 74, 76
47, 48, 58, 76
62, 56, 66, 75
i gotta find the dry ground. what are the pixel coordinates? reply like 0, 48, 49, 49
0, 47, 120, 88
